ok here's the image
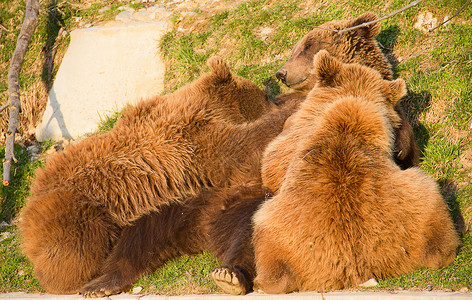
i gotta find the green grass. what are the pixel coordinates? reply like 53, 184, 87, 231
1, 0, 471, 295
0, 145, 44, 293
135, 252, 220, 295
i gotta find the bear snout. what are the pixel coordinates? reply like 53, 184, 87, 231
276, 69, 288, 84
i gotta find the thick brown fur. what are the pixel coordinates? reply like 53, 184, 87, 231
19, 57, 295, 295
274, 12, 419, 170
252, 52, 460, 293
263, 49, 404, 193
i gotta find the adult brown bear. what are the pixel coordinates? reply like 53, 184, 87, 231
211, 50, 459, 295
264, 13, 420, 194
19, 57, 295, 296
252, 51, 460, 293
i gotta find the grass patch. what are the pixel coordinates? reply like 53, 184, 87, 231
0, 144, 44, 292
1, 0, 471, 295
135, 252, 220, 295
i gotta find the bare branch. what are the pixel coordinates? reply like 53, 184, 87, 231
302, 0, 428, 43
3, 0, 40, 186
429, 0, 471, 32
0, 102, 9, 113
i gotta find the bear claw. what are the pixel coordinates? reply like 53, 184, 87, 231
81, 287, 114, 298
211, 266, 249, 295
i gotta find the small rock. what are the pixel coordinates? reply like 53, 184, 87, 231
0, 221, 9, 227
115, 10, 133, 22
27, 145, 41, 161
135, 11, 151, 21
459, 287, 469, 293
414, 12, 438, 32
132, 286, 143, 294
0, 232, 13, 243
98, 6, 110, 14
18, 270, 26, 276
260, 27, 273, 36
359, 278, 379, 287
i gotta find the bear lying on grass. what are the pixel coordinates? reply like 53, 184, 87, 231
210, 14, 423, 294
19, 57, 296, 296
251, 51, 461, 293
265, 13, 420, 194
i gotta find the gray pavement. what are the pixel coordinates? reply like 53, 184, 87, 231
1, 291, 472, 300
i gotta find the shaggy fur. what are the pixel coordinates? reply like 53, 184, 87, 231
252, 51, 460, 293
208, 49, 406, 295
19, 57, 295, 295
263, 45, 405, 193
206, 183, 270, 295
272, 12, 419, 174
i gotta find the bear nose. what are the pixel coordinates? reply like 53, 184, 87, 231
276, 69, 287, 83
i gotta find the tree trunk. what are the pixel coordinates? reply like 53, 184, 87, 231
3, 0, 40, 186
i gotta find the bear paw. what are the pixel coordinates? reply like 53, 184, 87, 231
80, 274, 131, 298
210, 266, 251, 295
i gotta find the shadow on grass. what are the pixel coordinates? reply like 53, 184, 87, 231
378, 27, 433, 157
42, 0, 68, 90
377, 25, 401, 76
438, 179, 467, 236
263, 77, 282, 103
401, 90, 432, 158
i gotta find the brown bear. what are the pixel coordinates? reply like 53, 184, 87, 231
80, 181, 268, 297
270, 12, 419, 189
251, 51, 460, 293
19, 57, 296, 296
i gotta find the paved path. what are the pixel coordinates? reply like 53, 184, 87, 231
1, 291, 471, 300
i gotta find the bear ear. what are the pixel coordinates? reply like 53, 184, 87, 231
384, 78, 407, 104
351, 12, 380, 39
313, 50, 342, 87
207, 56, 232, 82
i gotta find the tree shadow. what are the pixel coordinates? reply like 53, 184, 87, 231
42, 0, 67, 91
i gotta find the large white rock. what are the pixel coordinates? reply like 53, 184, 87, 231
36, 20, 170, 141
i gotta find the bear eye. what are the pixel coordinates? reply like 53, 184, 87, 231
303, 40, 313, 51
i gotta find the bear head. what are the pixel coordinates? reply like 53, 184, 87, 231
203, 56, 275, 122
305, 49, 405, 122
276, 13, 392, 91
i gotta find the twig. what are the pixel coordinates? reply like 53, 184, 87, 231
377, 41, 392, 51
303, 0, 428, 44
0, 102, 9, 114
429, 0, 471, 32
3, 0, 40, 186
